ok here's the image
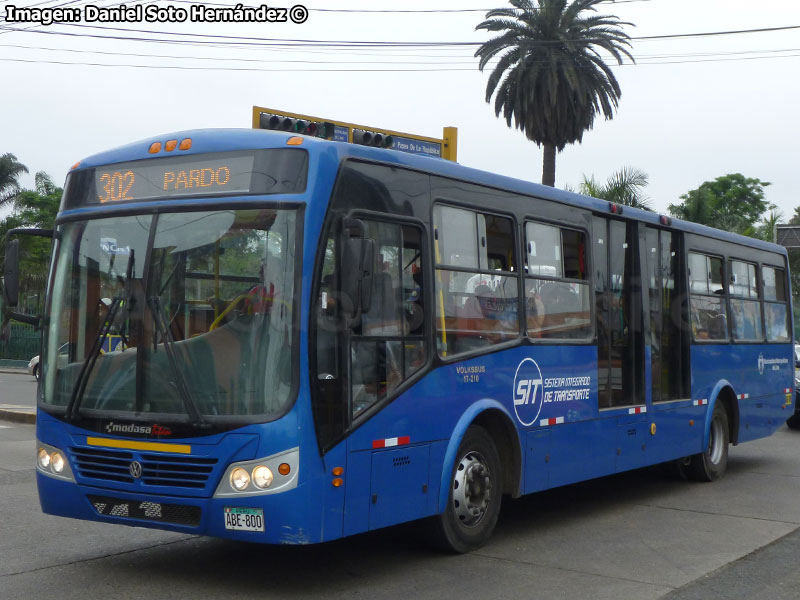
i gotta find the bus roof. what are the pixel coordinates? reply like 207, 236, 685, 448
75, 128, 786, 257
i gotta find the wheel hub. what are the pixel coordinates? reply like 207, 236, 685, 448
452, 451, 492, 528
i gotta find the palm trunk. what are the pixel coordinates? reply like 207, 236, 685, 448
541, 143, 556, 187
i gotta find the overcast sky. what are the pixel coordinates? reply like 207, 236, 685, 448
1, 0, 798, 222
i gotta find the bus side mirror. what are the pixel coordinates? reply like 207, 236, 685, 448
341, 237, 374, 319
0, 228, 54, 336
3, 238, 20, 308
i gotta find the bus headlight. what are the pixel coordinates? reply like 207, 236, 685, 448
51, 452, 65, 474
230, 467, 251, 491
35, 441, 75, 481
252, 466, 273, 489
37, 447, 51, 469
214, 447, 299, 497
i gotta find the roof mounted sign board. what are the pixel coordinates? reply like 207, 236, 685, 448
251, 106, 457, 162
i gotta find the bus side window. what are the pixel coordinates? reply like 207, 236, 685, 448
689, 252, 729, 341
433, 204, 519, 357
729, 260, 763, 342
351, 221, 427, 417
763, 265, 790, 342
524, 222, 590, 340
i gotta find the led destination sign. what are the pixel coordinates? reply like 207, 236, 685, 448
76, 149, 308, 206
94, 154, 254, 203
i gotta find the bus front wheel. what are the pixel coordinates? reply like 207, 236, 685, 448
426, 426, 502, 553
689, 403, 729, 482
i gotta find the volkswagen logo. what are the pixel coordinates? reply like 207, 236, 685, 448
129, 461, 143, 479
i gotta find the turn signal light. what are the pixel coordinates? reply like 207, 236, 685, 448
278, 463, 291, 476
332, 478, 343, 487
332, 466, 344, 476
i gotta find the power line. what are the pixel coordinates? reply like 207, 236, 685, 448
2, 50, 800, 73
4, 40, 800, 65
2, 21, 799, 48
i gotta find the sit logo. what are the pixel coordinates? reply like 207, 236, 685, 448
513, 358, 544, 426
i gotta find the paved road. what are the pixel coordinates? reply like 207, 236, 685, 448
0, 371, 36, 422
2, 374, 800, 599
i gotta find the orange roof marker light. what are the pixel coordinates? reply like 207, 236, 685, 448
70, 161, 81, 170
286, 136, 304, 146
148, 142, 161, 154
165, 140, 178, 152
179, 138, 192, 151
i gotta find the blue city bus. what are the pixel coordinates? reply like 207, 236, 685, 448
7, 128, 793, 553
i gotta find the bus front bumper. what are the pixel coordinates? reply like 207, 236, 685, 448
37, 472, 320, 545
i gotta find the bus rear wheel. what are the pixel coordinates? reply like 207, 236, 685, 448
689, 403, 729, 482
426, 426, 502, 554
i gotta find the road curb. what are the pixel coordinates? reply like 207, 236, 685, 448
0, 409, 36, 425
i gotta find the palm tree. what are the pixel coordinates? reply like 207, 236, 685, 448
579, 166, 651, 210
757, 208, 782, 242
0, 153, 29, 207
476, 0, 633, 187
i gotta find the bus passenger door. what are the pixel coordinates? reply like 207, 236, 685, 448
644, 226, 692, 463
312, 216, 430, 537
645, 227, 689, 405
593, 217, 645, 409
346, 219, 430, 532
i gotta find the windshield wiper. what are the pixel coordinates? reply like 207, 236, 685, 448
148, 296, 208, 429
65, 250, 135, 422
65, 296, 123, 422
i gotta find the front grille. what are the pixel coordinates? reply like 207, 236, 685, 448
72, 447, 135, 483
71, 447, 218, 489
139, 453, 218, 488
87, 494, 201, 526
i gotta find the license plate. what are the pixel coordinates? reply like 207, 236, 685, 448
224, 507, 264, 532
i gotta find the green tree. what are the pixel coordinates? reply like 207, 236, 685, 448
0, 153, 29, 206
578, 166, 651, 210
0, 171, 62, 304
475, 0, 634, 187
668, 174, 772, 236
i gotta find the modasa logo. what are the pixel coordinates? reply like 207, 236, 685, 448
104, 422, 173, 436
513, 358, 544, 426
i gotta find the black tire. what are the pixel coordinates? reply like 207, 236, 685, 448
32, 364, 40, 381
786, 413, 800, 430
689, 402, 729, 482
426, 426, 502, 553
660, 456, 692, 480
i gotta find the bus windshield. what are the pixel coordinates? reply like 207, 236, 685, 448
41, 208, 298, 422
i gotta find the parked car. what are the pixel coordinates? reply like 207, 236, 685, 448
27, 343, 71, 382
27, 354, 40, 381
